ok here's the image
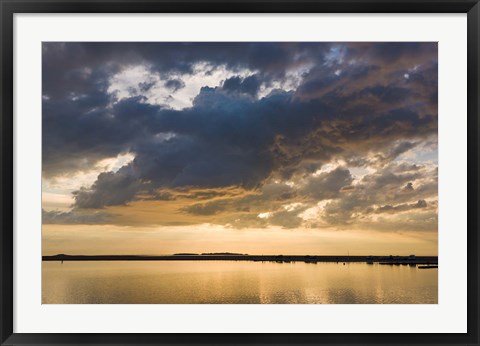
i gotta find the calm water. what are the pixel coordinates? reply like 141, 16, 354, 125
42, 261, 437, 304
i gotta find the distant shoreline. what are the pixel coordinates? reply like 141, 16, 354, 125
42, 254, 438, 264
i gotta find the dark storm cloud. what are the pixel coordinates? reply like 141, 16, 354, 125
42, 42, 438, 227
72, 166, 142, 208
42, 94, 159, 177
222, 74, 262, 97
164, 79, 185, 92
139, 81, 156, 92
42, 42, 333, 99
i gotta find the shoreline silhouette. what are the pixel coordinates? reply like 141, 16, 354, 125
42, 254, 438, 265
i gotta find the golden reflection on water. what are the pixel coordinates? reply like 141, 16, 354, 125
42, 261, 437, 304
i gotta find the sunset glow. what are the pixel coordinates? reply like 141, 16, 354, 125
42, 42, 438, 256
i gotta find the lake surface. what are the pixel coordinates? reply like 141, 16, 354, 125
42, 261, 437, 304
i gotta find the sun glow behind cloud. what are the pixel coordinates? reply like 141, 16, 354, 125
108, 63, 256, 110
42, 152, 135, 210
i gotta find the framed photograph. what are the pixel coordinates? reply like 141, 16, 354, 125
1, 0, 479, 345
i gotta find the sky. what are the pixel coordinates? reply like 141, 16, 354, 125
42, 42, 438, 256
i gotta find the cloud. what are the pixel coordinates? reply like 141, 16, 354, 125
317, 163, 437, 229
222, 74, 261, 97
73, 165, 142, 208
300, 168, 353, 200
181, 201, 226, 216
375, 199, 428, 214
164, 79, 185, 92
42, 42, 438, 231
42, 209, 113, 224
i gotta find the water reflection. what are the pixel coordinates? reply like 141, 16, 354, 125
42, 261, 437, 304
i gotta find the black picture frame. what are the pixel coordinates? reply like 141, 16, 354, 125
1, 1, 479, 345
